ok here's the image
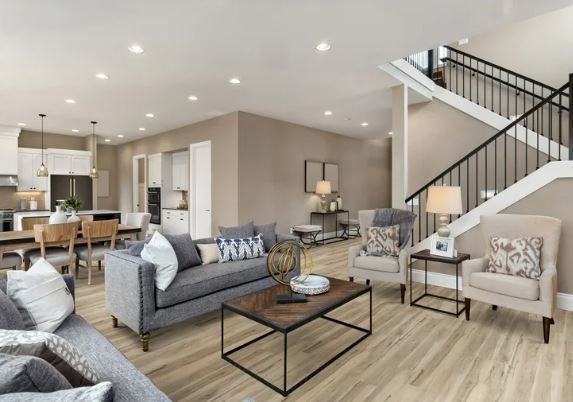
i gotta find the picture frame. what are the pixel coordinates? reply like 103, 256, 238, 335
324, 162, 339, 193
430, 236, 455, 258
305, 160, 324, 193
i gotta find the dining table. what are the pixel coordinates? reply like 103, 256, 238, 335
0, 224, 140, 264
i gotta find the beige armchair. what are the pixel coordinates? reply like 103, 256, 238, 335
463, 214, 561, 343
348, 210, 408, 303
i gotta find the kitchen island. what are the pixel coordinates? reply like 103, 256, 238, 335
13, 210, 122, 231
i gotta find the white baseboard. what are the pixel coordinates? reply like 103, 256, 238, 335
411, 268, 573, 311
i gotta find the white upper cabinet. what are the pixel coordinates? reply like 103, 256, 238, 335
171, 151, 188, 191
17, 149, 48, 191
48, 150, 91, 175
0, 128, 19, 175
148, 154, 162, 187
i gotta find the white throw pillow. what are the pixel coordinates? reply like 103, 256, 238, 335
141, 231, 179, 291
6, 258, 74, 333
197, 243, 220, 265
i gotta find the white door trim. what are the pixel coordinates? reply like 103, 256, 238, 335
189, 141, 212, 238
132, 154, 147, 213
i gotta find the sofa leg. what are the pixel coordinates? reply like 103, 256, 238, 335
465, 298, 471, 321
492, 305, 498, 311
111, 316, 118, 328
141, 332, 150, 352
550, 317, 555, 325
349, 276, 354, 282
400, 284, 406, 304
366, 279, 370, 286
543, 317, 551, 344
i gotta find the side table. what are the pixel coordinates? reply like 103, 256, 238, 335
310, 210, 350, 245
409, 249, 470, 317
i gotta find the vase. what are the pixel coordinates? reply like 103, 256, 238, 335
49, 205, 68, 224
329, 201, 337, 212
67, 210, 81, 223
336, 195, 342, 210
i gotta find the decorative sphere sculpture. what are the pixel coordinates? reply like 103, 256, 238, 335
267, 240, 314, 303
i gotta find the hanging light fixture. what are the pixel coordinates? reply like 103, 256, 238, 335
89, 121, 99, 179
36, 114, 49, 177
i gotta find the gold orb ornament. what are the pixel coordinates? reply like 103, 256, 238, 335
267, 240, 313, 303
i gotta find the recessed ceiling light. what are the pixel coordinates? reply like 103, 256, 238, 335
65, 99, 76, 104
117, 134, 124, 138
361, 122, 369, 127
188, 95, 198, 101
128, 44, 144, 54
324, 110, 333, 116
316, 42, 331, 52
145, 113, 154, 118
229, 77, 241, 85
388, 131, 393, 135
104, 138, 111, 142
71, 129, 79, 133
95, 73, 109, 80
138, 127, 146, 131
17, 122, 26, 127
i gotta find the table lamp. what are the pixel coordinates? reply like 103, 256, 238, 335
315, 180, 331, 212
426, 185, 462, 237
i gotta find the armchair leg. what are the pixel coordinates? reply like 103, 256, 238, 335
141, 332, 150, 352
111, 315, 118, 328
492, 305, 498, 311
400, 284, 406, 304
543, 317, 551, 344
550, 318, 555, 325
465, 298, 471, 321
349, 276, 354, 282
366, 279, 370, 286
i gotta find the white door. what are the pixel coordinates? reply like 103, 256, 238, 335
191, 142, 211, 238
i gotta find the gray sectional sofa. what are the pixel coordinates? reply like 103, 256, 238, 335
105, 234, 299, 351
0, 275, 169, 402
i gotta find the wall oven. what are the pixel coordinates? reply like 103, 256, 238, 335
147, 188, 161, 224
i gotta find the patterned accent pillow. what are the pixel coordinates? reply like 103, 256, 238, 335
216, 234, 266, 263
0, 329, 98, 387
366, 225, 400, 257
0, 381, 113, 402
487, 237, 543, 279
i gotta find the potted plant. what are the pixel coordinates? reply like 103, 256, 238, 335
62, 196, 84, 223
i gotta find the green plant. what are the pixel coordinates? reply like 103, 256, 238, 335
62, 195, 83, 211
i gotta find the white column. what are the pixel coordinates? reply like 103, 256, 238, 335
392, 84, 408, 209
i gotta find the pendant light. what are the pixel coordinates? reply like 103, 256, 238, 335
36, 114, 49, 177
89, 121, 99, 179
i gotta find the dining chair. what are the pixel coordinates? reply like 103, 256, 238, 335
0, 253, 23, 270
28, 223, 78, 274
116, 212, 151, 248
75, 219, 119, 285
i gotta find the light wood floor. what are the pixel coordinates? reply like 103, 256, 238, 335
69, 239, 573, 401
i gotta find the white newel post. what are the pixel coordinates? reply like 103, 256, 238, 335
391, 84, 408, 209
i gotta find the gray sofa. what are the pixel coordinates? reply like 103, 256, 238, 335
0, 275, 169, 401
105, 234, 299, 351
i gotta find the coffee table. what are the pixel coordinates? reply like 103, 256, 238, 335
221, 277, 371, 396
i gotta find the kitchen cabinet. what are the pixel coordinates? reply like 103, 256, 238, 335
162, 209, 189, 235
171, 151, 188, 191
48, 151, 91, 175
0, 132, 19, 175
148, 154, 162, 187
17, 149, 48, 192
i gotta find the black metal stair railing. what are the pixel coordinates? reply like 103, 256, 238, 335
405, 80, 571, 246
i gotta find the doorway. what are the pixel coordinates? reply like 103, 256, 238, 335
190, 141, 211, 238
132, 154, 147, 213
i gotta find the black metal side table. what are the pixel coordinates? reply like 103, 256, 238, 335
409, 249, 470, 317
310, 210, 350, 245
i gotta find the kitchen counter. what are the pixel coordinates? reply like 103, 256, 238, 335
162, 207, 189, 210
13, 210, 122, 230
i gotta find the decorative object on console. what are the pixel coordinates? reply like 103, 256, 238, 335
336, 195, 342, 210
324, 162, 339, 192
430, 236, 455, 258
366, 225, 400, 257
62, 195, 83, 213
216, 234, 265, 263
304, 160, 323, 193
329, 200, 337, 212
315, 180, 331, 212
36, 114, 49, 177
89, 121, 99, 179
486, 236, 543, 279
67, 210, 80, 223
426, 185, 462, 237
49, 205, 68, 224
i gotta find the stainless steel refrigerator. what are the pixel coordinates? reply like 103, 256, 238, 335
49, 175, 93, 211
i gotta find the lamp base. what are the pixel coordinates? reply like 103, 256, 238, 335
320, 196, 327, 213
437, 213, 451, 237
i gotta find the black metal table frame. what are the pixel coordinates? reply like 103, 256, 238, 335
310, 210, 350, 245
409, 256, 466, 317
221, 287, 372, 396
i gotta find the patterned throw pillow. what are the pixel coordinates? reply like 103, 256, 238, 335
487, 237, 543, 279
366, 225, 400, 257
216, 234, 266, 263
0, 329, 98, 387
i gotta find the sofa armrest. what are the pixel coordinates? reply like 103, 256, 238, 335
462, 257, 488, 294
104, 251, 156, 334
539, 267, 557, 315
347, 244, 364, 269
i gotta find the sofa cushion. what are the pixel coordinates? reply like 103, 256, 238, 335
215, 234, 266, 263
0, 381, 113, 402
196, 243, 219, 265
470, 272, 539, 301
353, 255, 399, 273
366, 225, 400, 257
0, 353, 72, 394
487, 236, 543, 279
164, 233, 202, 271
156, 256, 269, 308
219, 221, 254, 238
141, 231, 179, 291
0, 289, 25, 330
254, 222, 277, 251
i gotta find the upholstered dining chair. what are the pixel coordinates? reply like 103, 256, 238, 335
76, 219, 119, 285
347, 209, 411, 303
115, 212, 151, 249
462, 214, 561, 343
28, 223, 78, 274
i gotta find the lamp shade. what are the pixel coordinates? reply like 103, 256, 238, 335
315, 180, 331, 195
426, 185, 463, 214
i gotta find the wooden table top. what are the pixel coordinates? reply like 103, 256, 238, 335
410, 249, 470, 264
0, 224, 140, 246
223, 277, 370, 332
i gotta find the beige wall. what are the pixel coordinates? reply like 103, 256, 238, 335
18, 130, 87, 150
116, 112, 239, 230
237, 112, 392, 234
96, 144, 118, 210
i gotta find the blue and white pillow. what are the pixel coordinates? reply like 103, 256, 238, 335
216, 234, 266, 263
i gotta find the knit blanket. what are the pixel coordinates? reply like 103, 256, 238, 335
372, 208, 417, 249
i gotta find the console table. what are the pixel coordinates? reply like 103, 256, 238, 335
310, 210, 350, 245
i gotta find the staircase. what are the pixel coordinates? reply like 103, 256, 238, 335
388, 46, 572, 250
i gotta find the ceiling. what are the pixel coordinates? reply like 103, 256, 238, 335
1, 0, 571, 144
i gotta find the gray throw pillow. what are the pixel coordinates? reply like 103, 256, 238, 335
0, 353, 72, 394
0, 290, 25, 330
0, 381, 113, 402
163, 233, 202, 271
219, 221, 255, 238
125, 239, 149, 256
254, 222, 277, 252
